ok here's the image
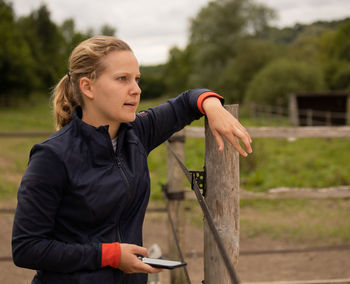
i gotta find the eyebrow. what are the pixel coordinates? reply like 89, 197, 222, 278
113, 72, 141, 77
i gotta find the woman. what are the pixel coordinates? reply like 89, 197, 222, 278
12, 36, 252, 283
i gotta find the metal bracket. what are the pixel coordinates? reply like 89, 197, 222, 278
189, 167, 206, 197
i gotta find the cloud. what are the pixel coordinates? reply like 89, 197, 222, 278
10, 0, 350, 64
260, 0, 350, 27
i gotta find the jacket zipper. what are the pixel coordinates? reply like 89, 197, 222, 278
102, 131, 128, 283
116, 156, 132, 202
114, 137, 129, 284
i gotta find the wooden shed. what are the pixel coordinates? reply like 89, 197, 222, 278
289, 92, 350, 126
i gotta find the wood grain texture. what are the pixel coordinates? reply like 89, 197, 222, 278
204, 105, 240, 284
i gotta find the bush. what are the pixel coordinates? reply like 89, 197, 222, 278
324, 60, 350, 90
244, 59, 325, 106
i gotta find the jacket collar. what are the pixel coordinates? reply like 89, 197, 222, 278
72, 106, 133, 138
72, 106, 109, 139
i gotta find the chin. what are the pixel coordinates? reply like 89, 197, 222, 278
123, 114, 137, 123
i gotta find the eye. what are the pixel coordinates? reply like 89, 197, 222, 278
117, 76, 127, 81
136, 77, 141, 84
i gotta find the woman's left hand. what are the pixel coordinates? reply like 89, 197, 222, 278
202, 97, 253, 156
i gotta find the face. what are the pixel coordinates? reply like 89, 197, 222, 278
85, 50, 141, 127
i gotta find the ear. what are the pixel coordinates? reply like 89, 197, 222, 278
79, 77, 94, 100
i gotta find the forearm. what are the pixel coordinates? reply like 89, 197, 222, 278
12, 235, 101, 273
134, 88, 223, 153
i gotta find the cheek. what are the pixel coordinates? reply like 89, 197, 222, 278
105, 90, 123, 106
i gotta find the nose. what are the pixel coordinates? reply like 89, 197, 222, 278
130, 80, 141, 96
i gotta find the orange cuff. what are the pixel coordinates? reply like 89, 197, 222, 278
197, 92, 224, 114
101, 242, 121, 268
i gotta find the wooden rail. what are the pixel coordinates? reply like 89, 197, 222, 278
2, 126, 350, 139
185, 126, 350, 138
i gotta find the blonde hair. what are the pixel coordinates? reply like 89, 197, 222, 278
52, 36, 132, 130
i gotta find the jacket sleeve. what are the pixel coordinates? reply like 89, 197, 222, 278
12, 144, 101, 273
133, 88, 224, 154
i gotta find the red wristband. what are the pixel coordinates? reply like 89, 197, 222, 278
101, 242, 121, 268
197, 92, 224, 114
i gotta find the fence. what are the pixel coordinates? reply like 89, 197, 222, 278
249, 103, 350, 126
160, 106, 350, 284
1, 105, 350, 283
162, 108, 350, 284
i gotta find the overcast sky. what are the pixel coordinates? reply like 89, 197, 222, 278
10, 0, 350, 65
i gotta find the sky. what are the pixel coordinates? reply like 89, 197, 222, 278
10, 0, 350, 65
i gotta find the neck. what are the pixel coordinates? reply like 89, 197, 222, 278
81, 109, 120, 139
107, 123, 120, 139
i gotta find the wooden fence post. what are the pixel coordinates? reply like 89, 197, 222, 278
307, 109, 313, 126
204, 105, 240, 283
167, 129, 186, 284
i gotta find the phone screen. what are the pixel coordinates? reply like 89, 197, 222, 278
141, 257, 187, 269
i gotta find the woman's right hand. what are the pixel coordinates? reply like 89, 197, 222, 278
118, 244, 163, 274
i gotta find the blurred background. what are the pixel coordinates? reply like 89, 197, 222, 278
1, 0, 350, 283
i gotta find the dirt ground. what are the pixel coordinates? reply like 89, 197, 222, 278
1, 198, 349, 284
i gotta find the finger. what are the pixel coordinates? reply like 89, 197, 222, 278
143, 264, 163, 274
130, 245, 149, 257
232, 119, 252, 143
241, 127, 252, 144
232, 127, 253, 154
136, 261, 163, 274
212, 130, 225, 152
239, 133, 253, 154
225, 133, 248, 157
240, 127, 252, 143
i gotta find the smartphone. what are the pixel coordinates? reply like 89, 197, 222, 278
141, 257, 187, 269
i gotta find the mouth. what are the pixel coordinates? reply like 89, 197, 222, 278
123, 102, 138, 108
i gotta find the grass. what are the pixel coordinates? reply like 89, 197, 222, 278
176, 198, 350, 244
0, 93, 55, 131
1, 93, 350, 243
240, 198, 350, 244
240, 137, 350, 192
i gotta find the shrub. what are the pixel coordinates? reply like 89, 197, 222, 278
244, 59, 325, 106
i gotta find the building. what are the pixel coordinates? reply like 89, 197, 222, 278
289, 92, 350, 126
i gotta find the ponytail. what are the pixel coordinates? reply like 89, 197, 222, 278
51, 73, 80, 130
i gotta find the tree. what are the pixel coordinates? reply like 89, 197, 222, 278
216, 39, 280, 103
188, 0, 276, 90
100, 24, 116, 36
320, 21, 350, 90
60, 18, 90, 63
162, 45, 194, 94
245, 59, 325, 106
0, 0, 36, 104
17, 4, 65, 91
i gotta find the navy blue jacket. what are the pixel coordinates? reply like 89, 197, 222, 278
12, 89, 215, 284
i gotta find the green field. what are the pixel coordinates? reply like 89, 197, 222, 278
1, 94, 350, 243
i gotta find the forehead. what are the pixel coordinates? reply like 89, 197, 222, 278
101, 50, 140, 74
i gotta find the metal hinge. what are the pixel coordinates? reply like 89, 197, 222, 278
189, 167, 206, 197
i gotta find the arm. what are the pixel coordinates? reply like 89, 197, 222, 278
133, 88, 252, 156
12, 145, 101, 273
133, 88, 223, 154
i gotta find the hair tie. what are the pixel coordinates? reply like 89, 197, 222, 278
67, 72, 71, 81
